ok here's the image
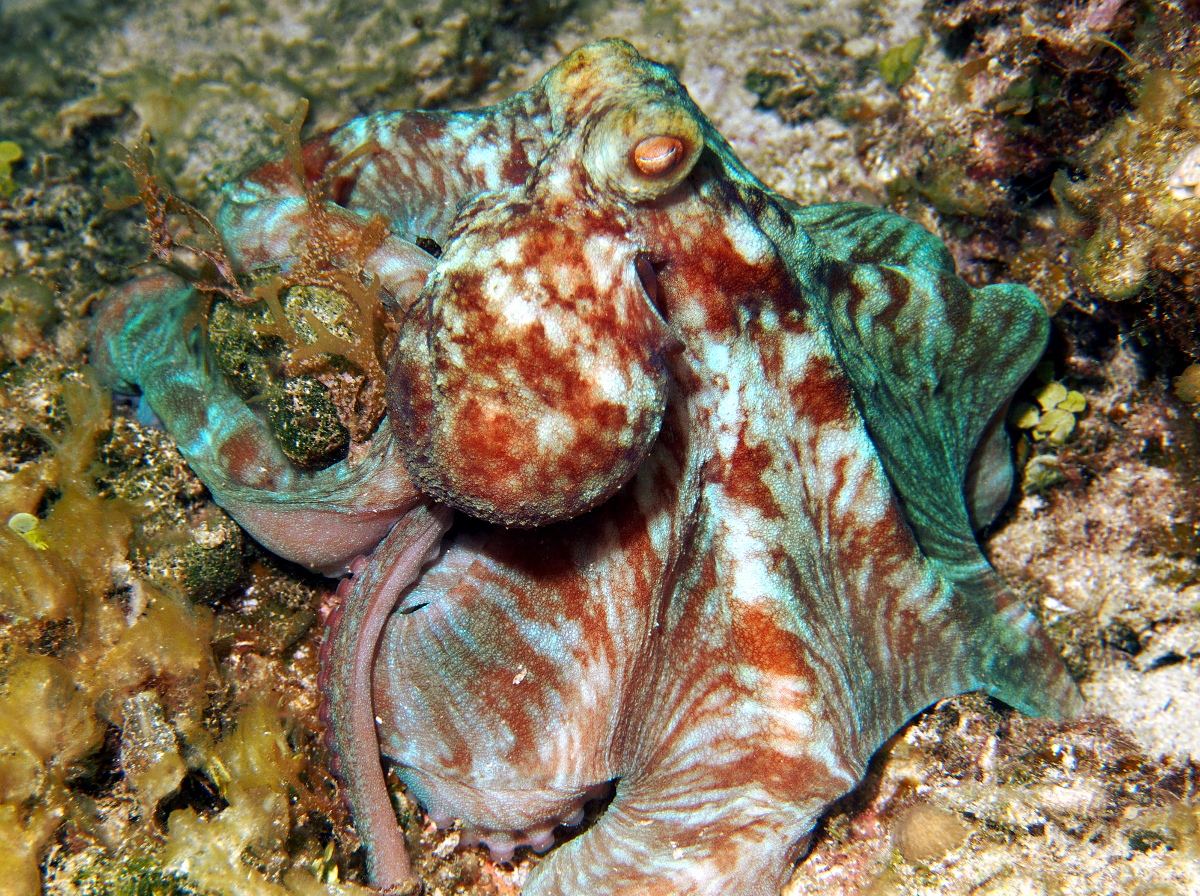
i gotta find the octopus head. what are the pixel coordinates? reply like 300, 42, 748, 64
389, 40, 705, 527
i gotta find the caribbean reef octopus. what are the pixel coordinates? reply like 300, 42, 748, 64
92, 39, 1082, 896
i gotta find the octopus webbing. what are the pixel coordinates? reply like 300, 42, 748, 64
92, 39, 1082, 896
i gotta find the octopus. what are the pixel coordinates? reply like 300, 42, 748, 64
92, 40, 1081, 896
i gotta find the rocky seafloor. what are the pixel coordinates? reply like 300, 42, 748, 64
0, 0, 1197, 894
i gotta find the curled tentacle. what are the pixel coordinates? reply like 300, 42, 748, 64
90, 272, 422, 574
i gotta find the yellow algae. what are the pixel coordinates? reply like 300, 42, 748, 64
5, 512, 46, 550
0, 364, 350, 893
0, 276, 57, 362
0, 656, 102, 798
1015, 379, 1088, 451
1033, 407, 1076, 445
0, 368, 223, 888
0, 803, 58, 896
162, 696, 372, 896
0, 372, 131, 623
1012, 402, 1041, 430
1058, 390, 1087, 414
1035, 382, 1068, 411
92, 585, 215, 694
1175, 364, 1200, 403
0, 656, 101, 896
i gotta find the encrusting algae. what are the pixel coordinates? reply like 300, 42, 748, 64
1050, 4, 1200, 360
0, 370, 379, 896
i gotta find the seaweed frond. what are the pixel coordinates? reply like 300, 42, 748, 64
264, 100, 391, 286
252, 273, 392, 447
111, 135, 251, 307
245, 101, 397, 447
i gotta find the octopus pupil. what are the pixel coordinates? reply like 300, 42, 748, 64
416, 235, 443, 257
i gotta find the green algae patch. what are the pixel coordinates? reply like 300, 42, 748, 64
5, 512, 45, 550
66, 851, 207, 896
1008, 365, 1090, 494
0, 141, 20, 198
879, 35, 925, 90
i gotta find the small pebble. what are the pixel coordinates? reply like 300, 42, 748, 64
1167, 146, 1200, 200
893, 803, 971, 865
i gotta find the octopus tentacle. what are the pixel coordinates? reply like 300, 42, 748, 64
89, 272, 423, 573
448, 780, 611, 863
789, 202, 1049, 571
320, 503, 452, 891
213, 196, 438, 303
216, 101, 551, 263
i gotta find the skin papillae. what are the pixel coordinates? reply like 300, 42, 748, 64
91, 39, 1082, 896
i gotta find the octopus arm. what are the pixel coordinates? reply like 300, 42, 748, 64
789, 201, 958, 271
89, 273, 421, 574
788, 203, 1079, 720
321, 504, 452, 890
801, 203, 1047, 572
215, 100, 549, 277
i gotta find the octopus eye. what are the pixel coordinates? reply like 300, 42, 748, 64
632, 135, 685, 176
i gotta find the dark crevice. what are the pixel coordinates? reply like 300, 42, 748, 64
66, 724, 124, 796
155, 766, 229, 829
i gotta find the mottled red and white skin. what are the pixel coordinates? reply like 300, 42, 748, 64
94, 40, 1081, 896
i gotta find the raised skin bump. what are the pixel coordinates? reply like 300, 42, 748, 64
95, 38, 1081, 896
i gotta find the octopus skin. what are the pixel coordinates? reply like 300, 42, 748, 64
92, 39, 1082, 896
